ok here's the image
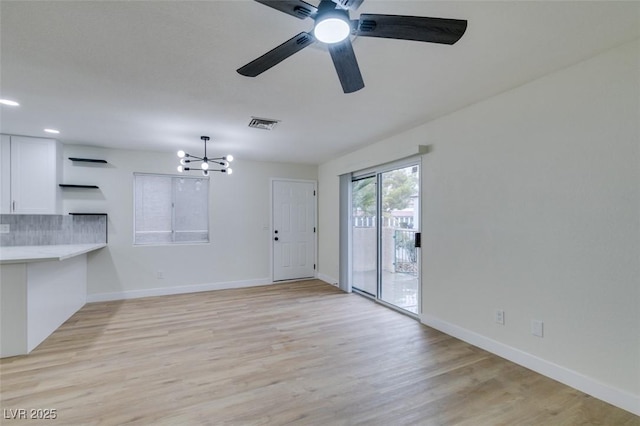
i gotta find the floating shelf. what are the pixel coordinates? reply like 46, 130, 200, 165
59, 184, 99, 189
68, 157, 108, 163
68, 213, 107, 215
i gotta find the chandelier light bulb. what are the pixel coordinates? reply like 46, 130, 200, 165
226, 155, 234, 162
227, 168, 233, 175
201, 162, 209, 170
177, 150, 186, 158
177, 165, 184, 173
180, 158, 186, 165
203, 170, 209, 176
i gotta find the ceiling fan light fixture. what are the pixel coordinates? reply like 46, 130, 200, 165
238, 0, 467, 94
314, 16, 351, 44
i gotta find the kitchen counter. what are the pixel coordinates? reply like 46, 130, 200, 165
0, 243, 106, 264
1, 243, 107, 357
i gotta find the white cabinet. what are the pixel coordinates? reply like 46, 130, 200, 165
0, 135, 62, 214
0, 135, 10, 213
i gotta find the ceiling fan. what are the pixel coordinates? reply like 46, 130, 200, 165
237, 0, 467, 93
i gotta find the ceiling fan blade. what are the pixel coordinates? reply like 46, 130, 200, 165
332, 0, 365, 11
356, 14, 467, 45
328, 39, 364, 94
237, 32, 315, 77
254, 0, 317, 20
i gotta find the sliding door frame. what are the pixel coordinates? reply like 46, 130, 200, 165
350, 156, 422, 317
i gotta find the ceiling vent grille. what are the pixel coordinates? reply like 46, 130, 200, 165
248, 117, 280, 131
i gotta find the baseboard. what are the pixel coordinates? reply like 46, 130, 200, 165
87, 277, 273, 303
316, 273, 339, 287
421, 314, 640, 416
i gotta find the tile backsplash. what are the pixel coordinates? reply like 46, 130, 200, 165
0, 214, 107, 246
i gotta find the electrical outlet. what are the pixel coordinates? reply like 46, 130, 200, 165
531, 319, 544, 337
0, 224, 9, 234
156, 270, 164, 279
495, 309, 505, 325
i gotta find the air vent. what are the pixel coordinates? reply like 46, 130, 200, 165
248, 117, 280, 131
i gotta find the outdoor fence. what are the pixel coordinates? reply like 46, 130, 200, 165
352, 216, 414, 229
352, 216, 418, 276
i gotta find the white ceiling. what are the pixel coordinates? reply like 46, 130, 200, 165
1, 1, 638, 164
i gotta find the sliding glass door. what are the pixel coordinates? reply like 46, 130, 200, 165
352, 176, 377, 296
379, 166, 420, 312
351, 162, 420, 314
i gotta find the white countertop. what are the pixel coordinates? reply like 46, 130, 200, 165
0, 243, 107, 264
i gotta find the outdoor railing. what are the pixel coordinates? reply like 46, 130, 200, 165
393, 229, 417, 275
352, 216, 414, 228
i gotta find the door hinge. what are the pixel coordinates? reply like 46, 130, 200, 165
313, 190, 316, 196
313, 264, 316, 270
313, 227, 316, 233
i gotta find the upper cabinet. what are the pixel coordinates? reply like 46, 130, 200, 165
0, 135, 62, 214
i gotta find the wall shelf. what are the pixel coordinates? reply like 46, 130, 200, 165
59, 184, 99, 189
68, 157, 107, 164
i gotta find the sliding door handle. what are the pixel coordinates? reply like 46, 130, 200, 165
414, 232, 421, 248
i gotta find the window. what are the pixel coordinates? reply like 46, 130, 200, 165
134, 173, 209, 245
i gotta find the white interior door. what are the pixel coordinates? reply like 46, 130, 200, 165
272, 180, 316, 281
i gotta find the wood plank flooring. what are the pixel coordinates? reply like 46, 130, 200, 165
1, 280, 637, 425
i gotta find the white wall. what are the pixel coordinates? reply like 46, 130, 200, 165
62, 146, 317, 300
318, 39, 639, 413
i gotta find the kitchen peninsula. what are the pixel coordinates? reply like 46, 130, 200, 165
0, 214, 107, 358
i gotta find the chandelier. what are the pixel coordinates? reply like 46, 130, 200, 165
177, 136, 233, 176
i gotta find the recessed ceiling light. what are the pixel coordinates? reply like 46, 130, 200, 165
44, 128, 60, 134
0, 99, 20, 107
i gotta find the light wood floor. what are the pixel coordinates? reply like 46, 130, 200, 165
1, 280, 637, 425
